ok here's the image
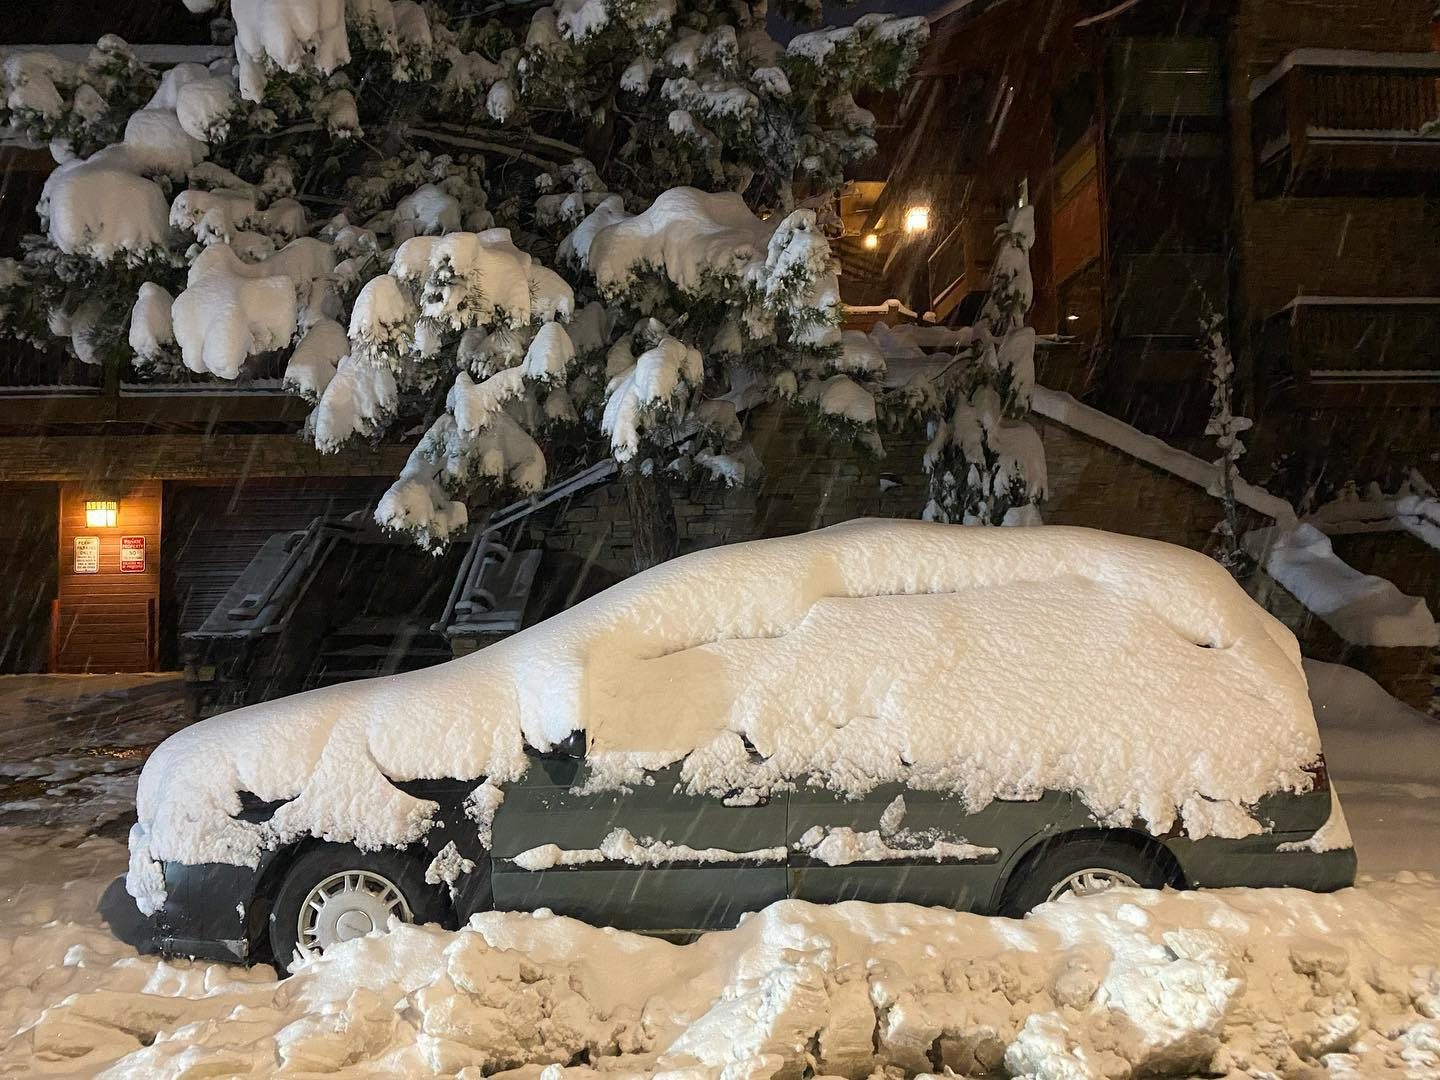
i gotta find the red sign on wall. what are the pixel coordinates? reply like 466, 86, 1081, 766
120, 535, 147, 574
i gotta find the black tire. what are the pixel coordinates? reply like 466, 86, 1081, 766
1001, 836, 1170, 917
267, 844, 449, 967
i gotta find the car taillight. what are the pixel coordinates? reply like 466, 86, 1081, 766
1304, 756, 1330, 794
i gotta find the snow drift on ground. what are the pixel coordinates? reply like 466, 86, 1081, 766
126, 521, 1323, 911
1305, 659, 1440, 877
8, 829, 1440, 1080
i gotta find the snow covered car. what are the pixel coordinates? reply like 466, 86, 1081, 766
103, 520, 1355, 965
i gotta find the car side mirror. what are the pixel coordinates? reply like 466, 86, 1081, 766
553, 729, 586, 759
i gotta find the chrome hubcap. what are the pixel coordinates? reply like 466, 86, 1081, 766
297, 870, 412, 956
1046, 867, 1139, 903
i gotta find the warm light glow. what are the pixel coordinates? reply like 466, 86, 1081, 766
902, 205, 931, 234
85, 499, 118, 528
862, 233, 880, 250
1066, 313, 1081, 322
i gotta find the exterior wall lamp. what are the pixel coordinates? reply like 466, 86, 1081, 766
903, 205, 932, 234
862, 232, 880, 250
85, 499, 119, 528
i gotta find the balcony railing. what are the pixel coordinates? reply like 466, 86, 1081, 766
925, 212, 1002, 325
926, 221, 969, 322
0, 347, 104, 394
1258, 297, 1440, 408
1250, 49, 1440, 197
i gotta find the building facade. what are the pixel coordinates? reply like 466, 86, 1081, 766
3, 1, 1438, 696
845, 0, 1440, 492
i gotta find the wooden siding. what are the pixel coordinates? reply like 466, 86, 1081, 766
55, 481, 161, 673
1052, 162, 1102, 286
0, 484, 57, 673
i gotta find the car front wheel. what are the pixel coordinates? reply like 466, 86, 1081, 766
1002, 837, 1169, 916
268, 844, 448, 966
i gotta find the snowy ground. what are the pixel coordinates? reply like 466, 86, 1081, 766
1303, 660, 1440, 878
0, 663, 1437, 1078
0, 674, 189, 834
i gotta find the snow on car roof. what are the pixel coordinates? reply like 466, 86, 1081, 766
129, 521, 1320, 911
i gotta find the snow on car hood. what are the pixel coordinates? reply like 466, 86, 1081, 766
128, 520, 1321, 911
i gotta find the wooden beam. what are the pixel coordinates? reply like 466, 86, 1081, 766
0, 433, 415, 483
0, 392, 314, 426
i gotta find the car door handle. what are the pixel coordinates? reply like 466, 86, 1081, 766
723, 792, 769, 807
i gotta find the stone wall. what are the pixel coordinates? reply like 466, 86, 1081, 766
1329, 531, 1440, 710
535, 404, 1245, 577
1240, 531, 1438, 712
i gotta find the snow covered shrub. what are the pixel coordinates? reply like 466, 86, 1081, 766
1203, 307, 1252, 572
0, 0, 927, 564
911, 202, 1047, 526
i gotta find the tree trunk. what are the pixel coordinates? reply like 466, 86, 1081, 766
625, 470, 679, 572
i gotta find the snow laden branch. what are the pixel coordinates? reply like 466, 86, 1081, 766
348, 227, 576, 547
564, 187, 890, 469
915, 204, 1048, 526
0, 0, 926, 557
353, 185, 881, 548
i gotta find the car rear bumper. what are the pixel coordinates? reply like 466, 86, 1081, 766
1171, 837, 1358, 892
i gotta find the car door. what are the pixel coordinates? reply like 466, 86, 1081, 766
490, 753, 788, 931
787, 780, 1068, 911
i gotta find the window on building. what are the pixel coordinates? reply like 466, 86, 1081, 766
1108, 38, 1223, 121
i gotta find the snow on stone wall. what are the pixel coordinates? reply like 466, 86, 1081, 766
1244, 524, 1439, 648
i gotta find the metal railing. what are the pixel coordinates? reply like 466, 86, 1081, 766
433, 459, 617, 634
1282, 298, 1440, 374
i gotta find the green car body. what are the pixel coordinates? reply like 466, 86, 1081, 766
104, 743, 1354, 964
487, 752, 1355, 933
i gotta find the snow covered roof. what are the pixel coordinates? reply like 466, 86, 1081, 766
128, 521, 1322, 910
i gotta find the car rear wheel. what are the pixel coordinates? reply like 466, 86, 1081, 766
1002, 837, 1169, 916
268, 844, 448, 967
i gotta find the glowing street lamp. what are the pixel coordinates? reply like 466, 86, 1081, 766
84, 499, 118, 528
903, 204, 931, 235
862, 232, 880, 250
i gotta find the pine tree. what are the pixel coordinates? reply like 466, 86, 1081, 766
0, 1, 926, 567
1202, 307, 1250, 572
918, 202, 1046, 526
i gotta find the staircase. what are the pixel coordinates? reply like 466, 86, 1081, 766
183, 459, 620, 716
305, 617, 457, 687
